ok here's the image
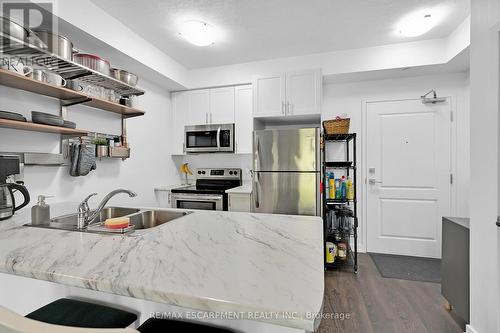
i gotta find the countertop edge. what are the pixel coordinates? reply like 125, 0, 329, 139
225, 182, 253, 194
0, 205, 324, 331
0, 268, 319, 331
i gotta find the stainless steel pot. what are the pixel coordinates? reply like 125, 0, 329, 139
1, 17, 46, 49
110, 68, 139, 86
1, 16, 28, 41
34, 30, 73, 60
74, 53, 111, 76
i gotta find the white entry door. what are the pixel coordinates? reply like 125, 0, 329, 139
366, 99, 451, 258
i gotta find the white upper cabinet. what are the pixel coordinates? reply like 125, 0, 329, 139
185, 87, 235, 125
171, 91, 189, 155
187, 89, 210, 125
253, 73, 286, 117
234, 85, 253, 154
253, 69, 321, 117
210, 87, 235, 124
286, 69, 321, 116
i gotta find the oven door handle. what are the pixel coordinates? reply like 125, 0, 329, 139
216, 126, 221, 150
172, 194, 224, 201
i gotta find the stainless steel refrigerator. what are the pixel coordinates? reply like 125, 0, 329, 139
253, 127, 321, 216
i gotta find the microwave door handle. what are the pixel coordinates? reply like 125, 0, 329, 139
216, 127, 221, 150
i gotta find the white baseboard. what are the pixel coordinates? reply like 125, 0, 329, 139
466, 324, 478, 333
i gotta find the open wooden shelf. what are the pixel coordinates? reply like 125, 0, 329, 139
0, 68, 82, 100
83, 97, 145, 118
0, 118, 88, 136
0, 69, 145, 118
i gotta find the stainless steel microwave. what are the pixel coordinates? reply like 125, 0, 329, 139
184, 124, 235, 153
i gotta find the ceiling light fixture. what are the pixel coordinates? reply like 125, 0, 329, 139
179, 20, 216, 46
396, 10, 438, 37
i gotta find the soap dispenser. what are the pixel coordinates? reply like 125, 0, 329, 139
31, 195, 52, 225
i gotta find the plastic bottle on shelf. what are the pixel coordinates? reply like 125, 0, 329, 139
341, 175, 346, 199
346, 177, 354, 200
326, 242, 336, 264
325, 172, 330, 196
328, 173, 335, 199
335, 179, 341, 199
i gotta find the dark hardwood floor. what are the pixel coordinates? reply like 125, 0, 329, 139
317, 254, 465, 333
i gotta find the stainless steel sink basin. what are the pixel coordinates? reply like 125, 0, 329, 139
92, 207, 140, 224
46, 213, 78, 230
25, 207, 192, 234
129, 210, 192, 230
47, 207, 140, 229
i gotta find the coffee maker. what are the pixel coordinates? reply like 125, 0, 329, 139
0, 155, 30, 220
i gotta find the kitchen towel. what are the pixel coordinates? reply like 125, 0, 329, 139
69, 143, 97, 177
69, 143, 80, 177
77, 144, 96, 176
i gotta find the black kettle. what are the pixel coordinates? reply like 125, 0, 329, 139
0, 183, 30, 220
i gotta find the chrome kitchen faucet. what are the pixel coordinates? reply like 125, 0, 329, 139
77, 189, 137, 229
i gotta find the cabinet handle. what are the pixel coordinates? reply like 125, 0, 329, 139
282, 101, 285, 115
287, 102, 292, 115
182, 143, 185, 153
210, 113, 212, 123
206, 113, 208, 123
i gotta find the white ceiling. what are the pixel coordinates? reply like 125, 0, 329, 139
90, 0, 470, 69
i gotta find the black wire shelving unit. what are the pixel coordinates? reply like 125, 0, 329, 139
322, 133, 358, 273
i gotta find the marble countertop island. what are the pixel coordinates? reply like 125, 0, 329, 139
0, 203, 324, 331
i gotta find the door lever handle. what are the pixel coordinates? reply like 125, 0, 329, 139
368, 179, 382, 185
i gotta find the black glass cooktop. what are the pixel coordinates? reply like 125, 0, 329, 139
171, 179, 241, 195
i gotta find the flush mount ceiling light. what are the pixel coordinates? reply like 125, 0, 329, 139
396, 10, 438, 37
179, 20, 216, 46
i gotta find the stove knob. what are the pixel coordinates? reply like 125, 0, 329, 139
233, 171, 238, 175
198, 171, 202, 175
202, 171, 206, 175
229, 171, 233, 175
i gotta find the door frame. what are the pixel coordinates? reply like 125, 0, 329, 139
361, 96, 456, 254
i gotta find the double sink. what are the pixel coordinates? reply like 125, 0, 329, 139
27, 207, 192, 234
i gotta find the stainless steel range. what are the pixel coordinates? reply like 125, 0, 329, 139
171, 168, 242, 211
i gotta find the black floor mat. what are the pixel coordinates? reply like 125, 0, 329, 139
369, 252, 441, 283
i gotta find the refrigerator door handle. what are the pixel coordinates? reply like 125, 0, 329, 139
254, 173, 260, 208
255, 136, 261, 170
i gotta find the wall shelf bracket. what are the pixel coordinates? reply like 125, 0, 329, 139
61, 97, 93, 107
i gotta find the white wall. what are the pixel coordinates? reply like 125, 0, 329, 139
0, 78, 178, 209
322, 72, 470, 252
469, 0, 500, 332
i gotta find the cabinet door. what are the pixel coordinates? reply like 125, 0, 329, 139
187, 89, 210, 125
209, 87, 235, 124
285, 69, 321, 116
155, 190, 172, 208
228, 193, 252, 212
235, 85, 253, 154
171, 91, 188, 155
253, 73, 286, 117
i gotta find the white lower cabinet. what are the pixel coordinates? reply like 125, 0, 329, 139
228, 193, 252, 212
155, 190, 172, 208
